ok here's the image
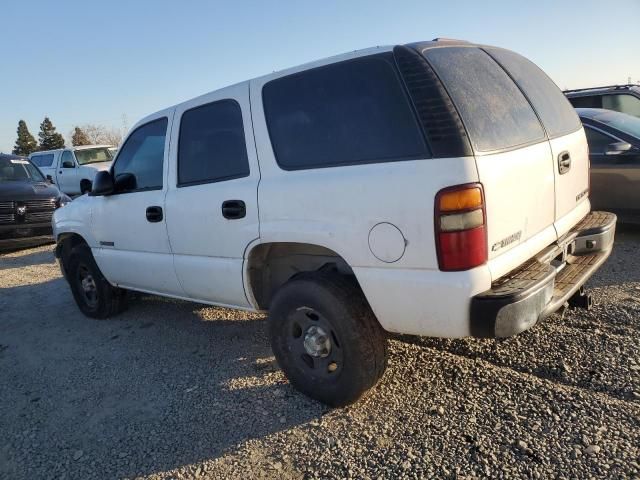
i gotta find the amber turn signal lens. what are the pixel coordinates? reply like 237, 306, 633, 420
438, 187, 483, 212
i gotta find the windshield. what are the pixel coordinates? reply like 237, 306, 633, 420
0, 158, 46, 182
74, 147, 113, 165
592, 110, 640, 139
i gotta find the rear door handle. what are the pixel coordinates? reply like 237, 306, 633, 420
558, 151, 571, 174
146, 206, 163, 223
221, 200, 246, 219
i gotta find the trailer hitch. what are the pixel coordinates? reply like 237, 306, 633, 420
568, 286, 592, 310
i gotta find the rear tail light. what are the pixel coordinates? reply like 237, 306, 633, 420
435, 183, 487, 271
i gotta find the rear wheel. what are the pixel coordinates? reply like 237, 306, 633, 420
66, 244, 127, 318
269, 272, 387, 407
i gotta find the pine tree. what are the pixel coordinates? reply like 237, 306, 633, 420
12, 120, 38, 156
38, 116, 65, 151
71, 126, 91, 146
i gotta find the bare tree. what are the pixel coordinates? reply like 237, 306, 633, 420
73, 124, 123, 146
71, 126, 91, 146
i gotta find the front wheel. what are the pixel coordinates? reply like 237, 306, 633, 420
66, 244, 127, 318
269, 272, 388, 407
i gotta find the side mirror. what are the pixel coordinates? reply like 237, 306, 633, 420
46, 175, 54, 184
90, 171, 114, 196
605, 141, 632, 156
62, 160, 75, 168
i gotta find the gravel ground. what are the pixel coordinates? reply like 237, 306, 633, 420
1, 230, 639, 480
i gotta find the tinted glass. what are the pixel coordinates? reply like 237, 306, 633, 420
425, 47, 545, 152
113, 118, 167, 191
263, 54, 428, 170
584, 126, 615, 154
486, 48, 581, 138
61, 150, 75, 167
569, 95, 603, 109
0, 158, 45, 182
603, 94, 640, 118
178, 100, 249, 186
31, 154, 54, 167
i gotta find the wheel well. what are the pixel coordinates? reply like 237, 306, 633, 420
247, 242, 355, 310
57, 233, 88, 275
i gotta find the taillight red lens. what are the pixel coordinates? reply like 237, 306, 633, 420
438, 227, 487, 271
435, 183, 487, 271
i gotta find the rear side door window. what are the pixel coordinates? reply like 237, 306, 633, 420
178, 99, 250, 186
485, 48, 581, 138
424, 47, 545, 152
263, 53, 429, 170
112, 118, 167, 192
31, 154, 54, 167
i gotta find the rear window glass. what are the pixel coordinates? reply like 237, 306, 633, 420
178, 99, 250, 186
30, 154, 54, 167
424, 47, 545, 152
485, 48, 581, 138
263, 53, 429, 170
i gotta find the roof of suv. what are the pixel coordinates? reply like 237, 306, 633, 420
134, 38, 481, 129
563, 84, 640, 97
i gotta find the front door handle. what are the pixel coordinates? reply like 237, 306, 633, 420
558, 151, 571, 174
146, 206, 163, 223
222, 200, 246, 219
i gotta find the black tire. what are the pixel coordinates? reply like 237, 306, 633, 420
269, 272, 387, 407
66, 244, 127, 319
80, 180, 92, 195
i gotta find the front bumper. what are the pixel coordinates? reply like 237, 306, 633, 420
0, 222, 53, 250
470, 211, 616, 338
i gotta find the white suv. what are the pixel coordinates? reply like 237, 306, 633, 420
53, 39, 616, 406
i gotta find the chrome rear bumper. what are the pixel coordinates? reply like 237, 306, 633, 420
470, 211, 616, 338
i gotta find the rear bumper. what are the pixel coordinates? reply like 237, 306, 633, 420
470, 211, 616, 338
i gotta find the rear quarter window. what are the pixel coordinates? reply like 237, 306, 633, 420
485, 48, 581, 138
424, 47, 545, 152
602, 94, 640, 117
262, 53, 429, 170
30, 154, 54, 167
568, 96, 603, 109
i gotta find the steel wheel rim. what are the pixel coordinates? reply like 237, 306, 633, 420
287, 306, 343, 378
77, 264, 98, 308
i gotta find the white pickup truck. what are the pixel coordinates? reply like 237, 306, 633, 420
29, 145, 114, 196
53, 39, 616, 406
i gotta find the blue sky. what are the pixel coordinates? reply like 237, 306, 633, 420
1, 0, 638, 153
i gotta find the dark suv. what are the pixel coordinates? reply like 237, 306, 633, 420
564, 84, 640, 118
0, 154, 70, 251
